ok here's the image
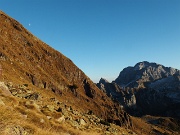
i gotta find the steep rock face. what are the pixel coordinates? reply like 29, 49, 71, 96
97, 61, 180, 118
97, 78, 137, 110
114, 61, 179, 88
136, 74, 180, 117
97, 78, 120, 95
0, 11, 132, 127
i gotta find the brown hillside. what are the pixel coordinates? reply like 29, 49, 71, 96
0, 10, 132, 128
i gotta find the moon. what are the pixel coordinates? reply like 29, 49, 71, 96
29, 23, 31, 26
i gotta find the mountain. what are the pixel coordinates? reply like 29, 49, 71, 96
1, 10, 179, 135
0, 11, 134, 134
114, 61, 179, 88
97, 61, 180, 119
97, 61, 180, 134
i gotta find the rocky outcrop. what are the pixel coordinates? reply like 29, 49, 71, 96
97, 79, 137, 110
114, 61, 179, 88
0, 82, 12, 96
0, 81, 136, 135
97, 61, 180, 118
136, 74, 180, 118
83, 79, 96, 98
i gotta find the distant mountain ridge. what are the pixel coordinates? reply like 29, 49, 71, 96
114, 61, 180, 88
97, 61, 180, 118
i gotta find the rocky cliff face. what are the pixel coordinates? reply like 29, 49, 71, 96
97, 61, 180, 118
97, 78, 137, 110
136, 74, 180, 117
114, 61, 179, 88
0, 10, 132, 129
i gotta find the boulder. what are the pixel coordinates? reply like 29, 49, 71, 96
56, 115, 65, 123
0, 82, 12, 96
79, 118, 86, 126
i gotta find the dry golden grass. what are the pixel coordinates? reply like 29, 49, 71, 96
0, 89, 73, 135
0, 103, 73, 135
0, 90, 104, 135
131, 116, 152, 135
131, 116, 179, 135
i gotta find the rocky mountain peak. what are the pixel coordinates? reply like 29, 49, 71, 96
114, 61, 179, 88
99, 78, 109, 84
97, 61, 180, 121
134, 61, 150, 70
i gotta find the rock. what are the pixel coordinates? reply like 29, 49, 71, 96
83, 79, 96, 98
25, 101, 40, 111
71, 120, 79, 128
72, 110, 79, 115
40, 118, 45, 123
79, 118, 86, 126
56, 107, 62, 112
97, 61, 180, 119
21, 115, 27, 119
68, 116, 73, 121
56, 115, 65, 123
6, 82, 13, 89
67, 106, 73, 111
114, 61, 179, 88
0, 82, 12, 96
5, 125, 29, 135
25, 93, 39, 100
47, 116, 52, 120
99, 78, 109, 84
46, 105, 54, 112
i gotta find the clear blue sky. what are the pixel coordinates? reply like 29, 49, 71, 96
1, 0, 180, 82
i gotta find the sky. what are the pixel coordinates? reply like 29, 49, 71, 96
1, 0, 180, 82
